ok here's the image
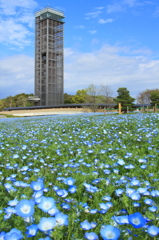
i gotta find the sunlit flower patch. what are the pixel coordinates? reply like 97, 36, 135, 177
0, 113, 159, 239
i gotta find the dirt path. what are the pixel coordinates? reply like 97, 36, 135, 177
0, 108, 91, 117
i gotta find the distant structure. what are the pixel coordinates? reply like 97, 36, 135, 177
35, 7, 65, 106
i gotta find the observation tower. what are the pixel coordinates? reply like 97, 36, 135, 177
35, 7, 65, 105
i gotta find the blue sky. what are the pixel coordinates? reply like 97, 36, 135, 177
0, 0, 159, 99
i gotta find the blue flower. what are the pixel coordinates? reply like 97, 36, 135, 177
124, 164, 135, 169
5, 228, 23, 240
38, 217, 56, 231
0, 232, 5, 239
137, 187, 147, 194
26, 224, 38, 237
15, 199, 34, 218
129, 191, 141, 200
48, 206, 59, 216
12, 154, 19, 159
100, 225, 120, 240
80, 220, 92, 230
117, 159, 125, 165
148, 206, 158, 212
30, 180, 44, 191
8, 199, 18, 206
113, 215, 129, 225
68, 185, 77, 193
64, 177, 75, 186
56, 189, 68, 198
105, 202, 113, 209
115, 189, 124, 196
5, 207, 16, 214
144, 198, 154, 205
52, 186, 59, 191
83, 183, 98, 193
4, 183, 12, 190
128, 212, 146, 228
91, 222, 97, 228
99, 203, 109, 211
4, 212, 12, 220
102, 196, 111, 201
130, 179, 140, 186
132, 202, 141, 207
103, 170, 111, 174
38, 196, 56, 213
126, 188, 135, 197
84, 232, 99, 240
61, 203, 70, 210
90, 209, 98, 214
55, 212, 68, 226
148, 225, 159, 237
33, 190, 43, 199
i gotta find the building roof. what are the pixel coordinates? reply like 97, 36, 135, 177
35, 7, 65, 19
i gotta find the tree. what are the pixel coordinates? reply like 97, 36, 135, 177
85, 84, 98, 112
99, 84, 113, 103
137, 89, 159, 104
114, 87, 135, 112
64, 93, 73, 104
16, 95, 27, 107
72, 89, 87, 104
5, 96, 13, 108
1, 93, 34, 108
150, 91, 159, 107
0, 100, 4, 111
99, 83, 114, 108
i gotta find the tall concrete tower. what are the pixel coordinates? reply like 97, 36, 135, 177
35, 7, 65, 106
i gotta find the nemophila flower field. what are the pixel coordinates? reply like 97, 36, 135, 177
0, 113, 159, 240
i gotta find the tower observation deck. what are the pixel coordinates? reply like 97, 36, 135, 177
35, 7, 65, 106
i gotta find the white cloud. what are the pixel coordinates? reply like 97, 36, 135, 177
64, 44, 159, 97
0, 55, 34, 98
106, 0, 142, 13
75, 25, 85, 29
89, 30, 97, 34
98, 18, 115, 24
17, 12, 35, 28
106, 3, 123, 13
91, 38, 100, 45
95, 7, 105, 10
1, 45, 158, 100
0, 18, 32, 47
123, 0, 138, 7
0, 0, 37, 47
64, 48, 75, 58
154, 7, 159, 17
85, 10, 102, 19
0, 0, 37, 15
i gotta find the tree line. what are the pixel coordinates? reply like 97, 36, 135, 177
0, 93, 34, 110
65, 85, 159, 112
64, 84, 114, 104
0, 85, 159, 112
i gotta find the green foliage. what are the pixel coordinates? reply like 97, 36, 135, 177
86, 84, 98, 104
85, 84, 99, 112
99, 83, 114, 104
150, 91, 159, 106
114, 87, 135, 112
64, 93, 73, 104
1, 93, 34, 109
0, 99, 4, 110
72, 89, 87, 104
137, 89, 159, 104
